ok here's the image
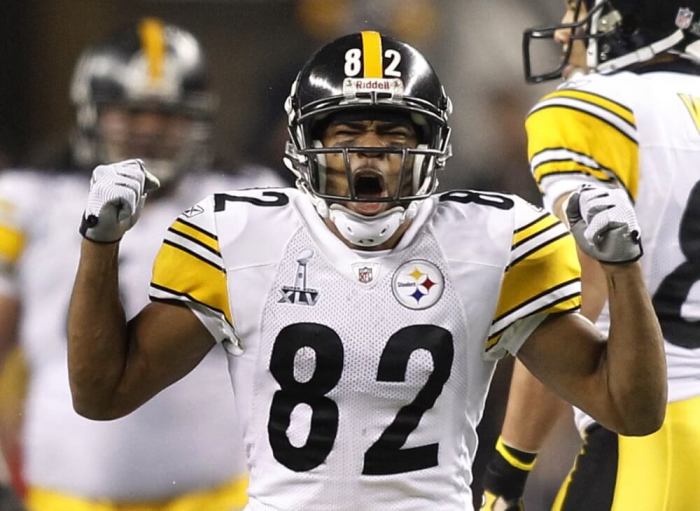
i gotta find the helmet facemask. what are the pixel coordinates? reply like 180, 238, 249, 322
523, 0, 697, 83
285, 106, 451, 247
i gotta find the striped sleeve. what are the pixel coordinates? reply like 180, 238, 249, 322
485, 206, 581, 358
149, 199, 236, 345
526, 87, 639, 210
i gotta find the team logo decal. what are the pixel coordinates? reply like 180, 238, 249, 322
676, 7, 695, 29
182, 205, 204, 218
279, 249, 319, 306
352, 262, 380, 285
391, 260, 444, 310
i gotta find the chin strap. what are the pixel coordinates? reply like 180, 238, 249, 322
596, 29, 686, 74
327, 201, 419, 248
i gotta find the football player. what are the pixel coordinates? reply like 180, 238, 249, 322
481, 1, 700, 510
67, 31, 665, 511
0, 18, 283, 511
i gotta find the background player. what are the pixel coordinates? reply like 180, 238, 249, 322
0, 18, 282, 511
68, 31, 664, 510
481, 1, 700, 509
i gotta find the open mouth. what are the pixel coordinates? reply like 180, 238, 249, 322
353, 170, 386, 200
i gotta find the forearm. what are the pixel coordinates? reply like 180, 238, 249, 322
501, 360, 570, 451
67, 239, 128, 419
603, 262, 666, 434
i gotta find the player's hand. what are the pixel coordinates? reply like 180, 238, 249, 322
481, 490, 524, 511
79, 159, 160, 243
481, 437, 534, 511
566, 185, 642, 264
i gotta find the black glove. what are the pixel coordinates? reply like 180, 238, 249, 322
480, 437, 537, 511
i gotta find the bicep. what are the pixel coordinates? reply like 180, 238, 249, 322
116, 301, 216, 412
516, 312, 607, 416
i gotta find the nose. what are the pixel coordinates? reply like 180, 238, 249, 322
130, 110, 169, 138
354, 129, 386, 159
554, 10, 576, 45
554, 27, 571, 46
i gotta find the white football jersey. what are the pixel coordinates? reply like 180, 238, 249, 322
0, 166, 283, 500
150, 187, 581, 511
527, 68, 700, 433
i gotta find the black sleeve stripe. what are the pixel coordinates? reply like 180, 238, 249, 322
168, 226, 222, 257
162, 239, 225, 272
176, 217, 219, 240
507, 231, 571, 269
486, 294, 582, 346
561, 88, 634, 116
537, 171, 634, 204
531, 145, 603, 163
513, 212, 551, 234
528, 104, 638, 145
149, 283, 233, 327
512, 220, 563, 250
491, 277, 582, 324
536, 169, 616, 185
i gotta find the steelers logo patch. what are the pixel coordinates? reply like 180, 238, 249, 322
392, 260, 444, 310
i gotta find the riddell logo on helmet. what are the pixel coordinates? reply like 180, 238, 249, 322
343, 78, 404, 96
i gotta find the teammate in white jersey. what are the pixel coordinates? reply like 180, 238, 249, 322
0, 18, 283, 511
481, 1, 700, 510
67, 31, 665, 511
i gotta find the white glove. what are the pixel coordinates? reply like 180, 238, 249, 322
79, 159, 160, 243
566, 185, 642, 264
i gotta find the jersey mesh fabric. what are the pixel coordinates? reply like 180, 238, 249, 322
244, 227, 473, 511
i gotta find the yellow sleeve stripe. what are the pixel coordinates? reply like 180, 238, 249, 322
495, 437, 537, 471
0, 225, 25, 263
493, 276, 581, 325
526, 107, 639, 199
544, 89, 635, 128
151, 242, 232, 324
512, 214, 560, 248
170, 219, 221, 256
509, 229, 571, 270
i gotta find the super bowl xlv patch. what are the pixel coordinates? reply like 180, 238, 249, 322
392, 260, 444, 310
279, 249, 319, 306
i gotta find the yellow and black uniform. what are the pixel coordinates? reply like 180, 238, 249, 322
149, 186, 580, 510
527, 64, 700, 510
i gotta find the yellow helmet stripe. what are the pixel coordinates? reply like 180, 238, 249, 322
138, 17, 165, 84
361, 31, 383, 78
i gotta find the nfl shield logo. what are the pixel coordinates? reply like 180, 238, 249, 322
358, 266, 373, 284
676, 7, 695, 29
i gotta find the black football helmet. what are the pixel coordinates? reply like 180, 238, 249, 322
284, 31, 452, 209
523, 1, 700, 83
70, 18, 216, 183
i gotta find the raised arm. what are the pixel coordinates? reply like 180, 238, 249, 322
67, 160, 215, 420
481, 194, 610, 510
518, 187, 665, 434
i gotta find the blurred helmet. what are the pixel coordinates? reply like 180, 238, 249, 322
284, 31, 452, 247
523, 1, 700, 83
70, 18, 216, 183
